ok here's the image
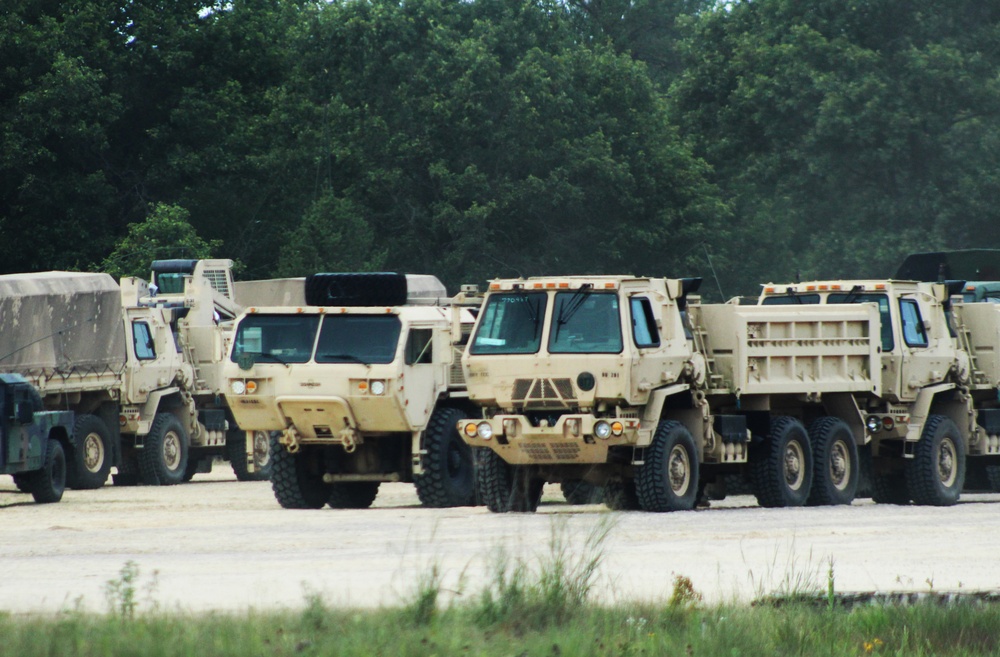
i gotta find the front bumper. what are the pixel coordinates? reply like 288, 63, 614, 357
458, 414, 645, 465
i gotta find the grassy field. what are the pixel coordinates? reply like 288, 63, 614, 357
4, 520, 1000, 656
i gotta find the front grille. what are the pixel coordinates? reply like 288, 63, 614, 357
518, 442, 582, 462
512, 378, 577, 409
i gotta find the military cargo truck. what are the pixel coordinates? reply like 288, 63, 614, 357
457, 275, 881, 512
0, 260, 266, 488
0, 374, 75, 503
759, 278, 1000, 505
224, 272, 482, 509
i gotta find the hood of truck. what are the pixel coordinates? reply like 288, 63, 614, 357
463, 353, 630, 411
224, 361, 414, 434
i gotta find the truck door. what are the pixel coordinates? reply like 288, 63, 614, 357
401, 324, 439, 428
897, 296, 954, 398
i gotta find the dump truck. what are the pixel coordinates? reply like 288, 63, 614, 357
224, 272, 482, 509
759, 277, 1000, 505
456, 275, 882, 512
0, 260, 267, 488
0, 374, 75, 503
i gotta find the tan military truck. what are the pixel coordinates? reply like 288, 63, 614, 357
224, 272, 482, 509
457, 275, 881, 512
0, 260, 267, 488
115, 258, 271, 484
759, 278, 1000, 505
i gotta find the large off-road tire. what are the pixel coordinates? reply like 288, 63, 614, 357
26, 439, 67, 504
749, 416, 813, 508
476, 449, 542, 513
604, 479, 641, 510
907, 415, 965, 506
66, 414, 113, 490
636, 420, 699, 512
12, 473, 31, 493
113, 447, 140, 487
269, 434, 327, 509
987, 466, 1000, 492
137, 413, 189, 486
871, 467, 909, 504
561, 479, 605, 505
413, 407, 476, 507
327, 482, 380, 509
806, 417, 858, 506
228, 430, 273, 481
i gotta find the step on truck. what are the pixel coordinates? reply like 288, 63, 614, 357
760, 277, 1000, 504
457, 275, 881, 512
224, 272, 482, 509
1, 374, 75, 503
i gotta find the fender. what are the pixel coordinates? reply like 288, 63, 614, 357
135, 386, 180, 437
904, 382, 961, 442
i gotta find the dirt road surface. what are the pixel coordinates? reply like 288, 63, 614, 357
3, 471, 1000, 614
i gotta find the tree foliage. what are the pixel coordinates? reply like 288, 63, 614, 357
2, 0, 999, 295
102, 203, 221, 280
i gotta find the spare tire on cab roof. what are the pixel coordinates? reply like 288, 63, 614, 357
304, 272, 408, 307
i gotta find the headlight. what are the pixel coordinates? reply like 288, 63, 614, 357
370, 380, 386, 396
230, 380, 246, 395
477, 422, 494, 440
594, 421, 612, 440
866, 415, 880, 433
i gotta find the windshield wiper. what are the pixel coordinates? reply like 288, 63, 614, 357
840, 284, 865, 304
256, 351, 292, 368
554, 284, 593, 340
321, 353, 371, 365
783, 286, 803, 304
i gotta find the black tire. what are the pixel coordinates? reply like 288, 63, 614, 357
113, 447, 140, 487
987, 466, 1000, 493
27, 440, 66, 504
12, 473, 31, 493
228, 430, 273, 481
907, 415, 965, 506
749, 416, 813, 508
269, 434, 328, 509
604, 478, 641, 510
66, 414, 113, 490
561, 479, 605, 505
806, 417, 859, 506
327, 482, 380, 509
636, 420, 699, 512
413, 407, 476, 507
476, 449, 542, 513
137, 413, 189, 486
871, 467, 910, 504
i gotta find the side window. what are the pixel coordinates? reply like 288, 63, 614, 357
133, 322, 156, 360
405, 328, 434, 364
899, 299, 929, 348
630, 297, 660, 348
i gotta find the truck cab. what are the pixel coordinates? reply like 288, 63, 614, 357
224, 272, 480, 509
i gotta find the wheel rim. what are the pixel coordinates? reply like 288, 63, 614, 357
83, 432, 105, 473
253, 431, 270, 468
829, 440, 851, 491
783, 440, 805, 491
162, 430, 182, 472
668, 444, 691, 494
937, 438, 958, 488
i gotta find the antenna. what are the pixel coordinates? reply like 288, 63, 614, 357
702, 243, 725, 301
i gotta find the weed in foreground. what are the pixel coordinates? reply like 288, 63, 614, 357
103, 560, 159, 620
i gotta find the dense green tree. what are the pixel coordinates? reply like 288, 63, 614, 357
671, 0, 1000, 294
101, 202, 221, 280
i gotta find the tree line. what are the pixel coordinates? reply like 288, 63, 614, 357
4, 0, 999, 298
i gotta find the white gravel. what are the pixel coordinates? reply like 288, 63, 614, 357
2, 471, 1000, 614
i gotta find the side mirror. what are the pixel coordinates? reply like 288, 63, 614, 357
15, 402, 33, 425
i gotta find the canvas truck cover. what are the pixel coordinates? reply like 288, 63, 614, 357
0, 271, 126, 380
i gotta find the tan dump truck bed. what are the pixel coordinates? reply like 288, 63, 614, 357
0, 271, 126, 395
956, 302, 1000, 388
694, 303, 881, 396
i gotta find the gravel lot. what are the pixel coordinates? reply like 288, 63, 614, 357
3, 470, 1000, 614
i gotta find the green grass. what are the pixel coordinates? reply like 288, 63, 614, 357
3, 600, 1000, 656
4, 521, 999, 656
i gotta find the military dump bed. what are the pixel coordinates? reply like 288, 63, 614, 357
458, 275, 883, 512
225, 272, 482, 509
759, 278, 1000, 503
